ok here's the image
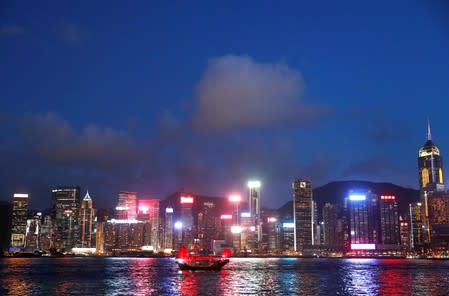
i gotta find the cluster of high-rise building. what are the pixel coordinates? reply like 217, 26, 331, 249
4, 122, 449, 257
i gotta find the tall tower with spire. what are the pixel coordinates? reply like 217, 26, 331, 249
418, 120, 444, 244
418, 120, 444, 191
80, 190, 95, 248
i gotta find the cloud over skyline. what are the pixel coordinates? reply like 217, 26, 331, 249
192, 55, 329, 131
17, 113, 151, 170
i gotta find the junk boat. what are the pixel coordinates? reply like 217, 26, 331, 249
176, 246, 231, 271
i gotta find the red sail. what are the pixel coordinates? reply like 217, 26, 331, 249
177, 246, 189, 259
222, 247, 232, 258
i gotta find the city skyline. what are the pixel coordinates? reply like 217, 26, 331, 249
2, 1, 449, 210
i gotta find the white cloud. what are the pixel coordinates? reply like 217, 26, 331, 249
192, 55, 328, 131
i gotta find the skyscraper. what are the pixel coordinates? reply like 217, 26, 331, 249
10, 193, 29, 249
347, 191, 379, 251
248, 180, 262, 242
164, 207, 174, 250
292, 179, 313, 253
52, 187, 81, 250
427, 193, 449, 249
137, 199, 160, 250
323, 203, 338, 248
379, 195, 400, 245
116, 191, 137, 221
409, 202, 424, 251
180, 193, 194, 247
418, 121, 444, 243
25, 212, 41, 249
80, 190, 95, 248
197, 201, 217, 253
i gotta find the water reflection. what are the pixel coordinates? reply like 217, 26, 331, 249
342, 258, 380, 295
377, 259, 412, 295
2, 257, 449, 295
1, 258, 35, 296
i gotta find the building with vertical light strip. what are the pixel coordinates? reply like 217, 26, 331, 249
248, 181, 261, 244
292, 179, 313, 253
80, 190, 95, 248
409, 202, 424, 250
164, 207, 174, 251
180, 194, 194, 247
10, 193, 29, 249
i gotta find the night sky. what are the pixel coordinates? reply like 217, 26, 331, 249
1, 1, 449, 209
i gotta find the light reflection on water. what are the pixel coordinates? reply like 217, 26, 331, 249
2, 257, 449, 295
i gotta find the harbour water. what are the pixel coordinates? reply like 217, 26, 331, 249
1, 257, 449, 295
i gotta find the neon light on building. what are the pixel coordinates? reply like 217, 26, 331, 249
138, 205, 149, 214
166, 207, 174, 213
241, 212, 251, 218
229, 194, 241, 202
220, 214, 232, 220
380, 195, 396, 200
283, 222, 295, 228
174, 221, 183, 229
180, 196, 194, 204
13, 193, 28, 198
231, 226, 242, 234
247, 180, 261, 188
267, 217, 277, 222
349, 194, 366, 201
351, 243, 376, 250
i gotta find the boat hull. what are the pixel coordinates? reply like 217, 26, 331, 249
176, 258, 229, 271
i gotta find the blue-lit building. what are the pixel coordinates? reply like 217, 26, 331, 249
346, 191, 379, 252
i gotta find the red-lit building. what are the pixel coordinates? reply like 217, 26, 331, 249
137, 199, 160, 250
116, 191, 137, 220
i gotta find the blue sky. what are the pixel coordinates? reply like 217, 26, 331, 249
1, 1, 449, 209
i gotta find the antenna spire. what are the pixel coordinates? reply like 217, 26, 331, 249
427, 118, 432, 141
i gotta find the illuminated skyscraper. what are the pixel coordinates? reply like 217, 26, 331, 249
281, 221, 295, 254
427, 193, 449, 249
418, 121, 444, 243
197, 201, 217, 253
263, 217, 280, 254
116, 191, 137, 220
180, 194, 194, 247
25, 212, 42, 249
347, 191, 379, 252
164, 207, 174, 250
10, 193, 29, 248
137, 199, 160, 249
39, 214, 52, 251
399, 217, 410, 251
293, 179, 313, 252
247, 180, 262, 242
52, 187, 81, 250
80, 191, 95, 248
379, 195, 400, 245
96, 222, 104, 254
409, 202, 424, 250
